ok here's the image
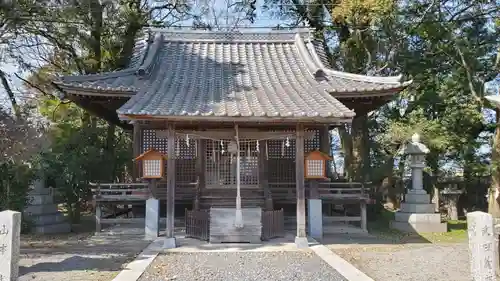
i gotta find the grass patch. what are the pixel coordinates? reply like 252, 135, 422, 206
368, 209, 468, 244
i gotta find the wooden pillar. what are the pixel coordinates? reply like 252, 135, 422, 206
295, 124, 308, 247
132, 121, 142, 181
164, 123, 176, 248
259, 140, 272, 210
309, 180, 319, 199
194, 139, 206, 210
319, 125, 331, 178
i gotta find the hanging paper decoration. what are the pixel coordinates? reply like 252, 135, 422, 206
281, 140, 285, 157
255, 140, 259, 152
185, 134, 190, 147
285, 136, 290, 147
220, 140, 225, 155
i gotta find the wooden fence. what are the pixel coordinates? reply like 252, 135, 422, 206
185, 209, 210, 241
261, 209, 285, 240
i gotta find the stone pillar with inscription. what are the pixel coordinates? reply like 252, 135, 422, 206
390, 134, 447, 233
0, 210, 21, 281
467, 211, 497, 281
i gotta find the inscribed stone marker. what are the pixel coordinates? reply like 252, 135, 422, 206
466, 211, 497, 281
0, 210, 21, 281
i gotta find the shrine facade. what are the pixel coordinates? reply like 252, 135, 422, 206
55, 28, 411, 247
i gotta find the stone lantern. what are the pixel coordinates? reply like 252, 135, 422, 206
390, 133, 447, 233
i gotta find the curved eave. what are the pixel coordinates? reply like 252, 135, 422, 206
330, 81, 412, 99
55, 83, 136, 98
296, 33, 412, 92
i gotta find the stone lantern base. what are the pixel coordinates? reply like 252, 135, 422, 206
390, 191, 447, 233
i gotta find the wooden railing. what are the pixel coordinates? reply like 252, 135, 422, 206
90, 182, 149, 233
90, 182, 150, 202
185, 209, 210, 241
261, 209, 285, 240
318, 182, 371, 232
268, 181, 371, 232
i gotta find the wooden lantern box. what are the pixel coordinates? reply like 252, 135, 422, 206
304, 150, 332, 179
134, 149, 167, 179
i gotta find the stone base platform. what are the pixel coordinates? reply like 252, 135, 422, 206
390, 192, 447, 233
390, 220, 448, 233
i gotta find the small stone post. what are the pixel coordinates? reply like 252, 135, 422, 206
466, 211, 497, 281
0, 210, 22, 281
145, 179, 160, 240
307, 180, 323, 240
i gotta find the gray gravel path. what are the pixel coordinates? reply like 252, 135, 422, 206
18, 233, 150, 281
138, 251, 348, 281
333, 243, 474, 281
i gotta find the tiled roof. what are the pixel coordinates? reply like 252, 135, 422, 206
55, 28, 411, 121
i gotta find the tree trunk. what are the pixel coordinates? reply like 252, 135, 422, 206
338, 125, 353, 179
427, 152, 440, 212
105, 124, 116, 180
488, 108, 500, 218
0, 69, 21, 118
350, 114, 370, 182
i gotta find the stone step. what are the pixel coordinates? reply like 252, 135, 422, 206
24, 204, 59, 216
30, 213, 68, 226
399, 203, 435, 213
390, 220, 447, 233
28, 194, 54, 205
405, 193, 431, 204
32, 222, 71, 234
394, 212, 442, 224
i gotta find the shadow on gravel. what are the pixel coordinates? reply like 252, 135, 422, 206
19, 255, 127, 274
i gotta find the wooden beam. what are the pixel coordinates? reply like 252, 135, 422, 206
156, 129, 317, 140
166, 123, 176, 238
295, 124, 307, 238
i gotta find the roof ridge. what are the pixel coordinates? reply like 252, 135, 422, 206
148, 27, 313, 35
136, 32, 164, 77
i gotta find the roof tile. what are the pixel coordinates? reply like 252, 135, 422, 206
55, 29, 411, 121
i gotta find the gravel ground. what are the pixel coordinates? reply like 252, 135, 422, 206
138, 251, 347, 281
332, 243, 474, 281
18, 232, 151, 281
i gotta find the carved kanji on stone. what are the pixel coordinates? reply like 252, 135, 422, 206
0, 225, 8, 235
